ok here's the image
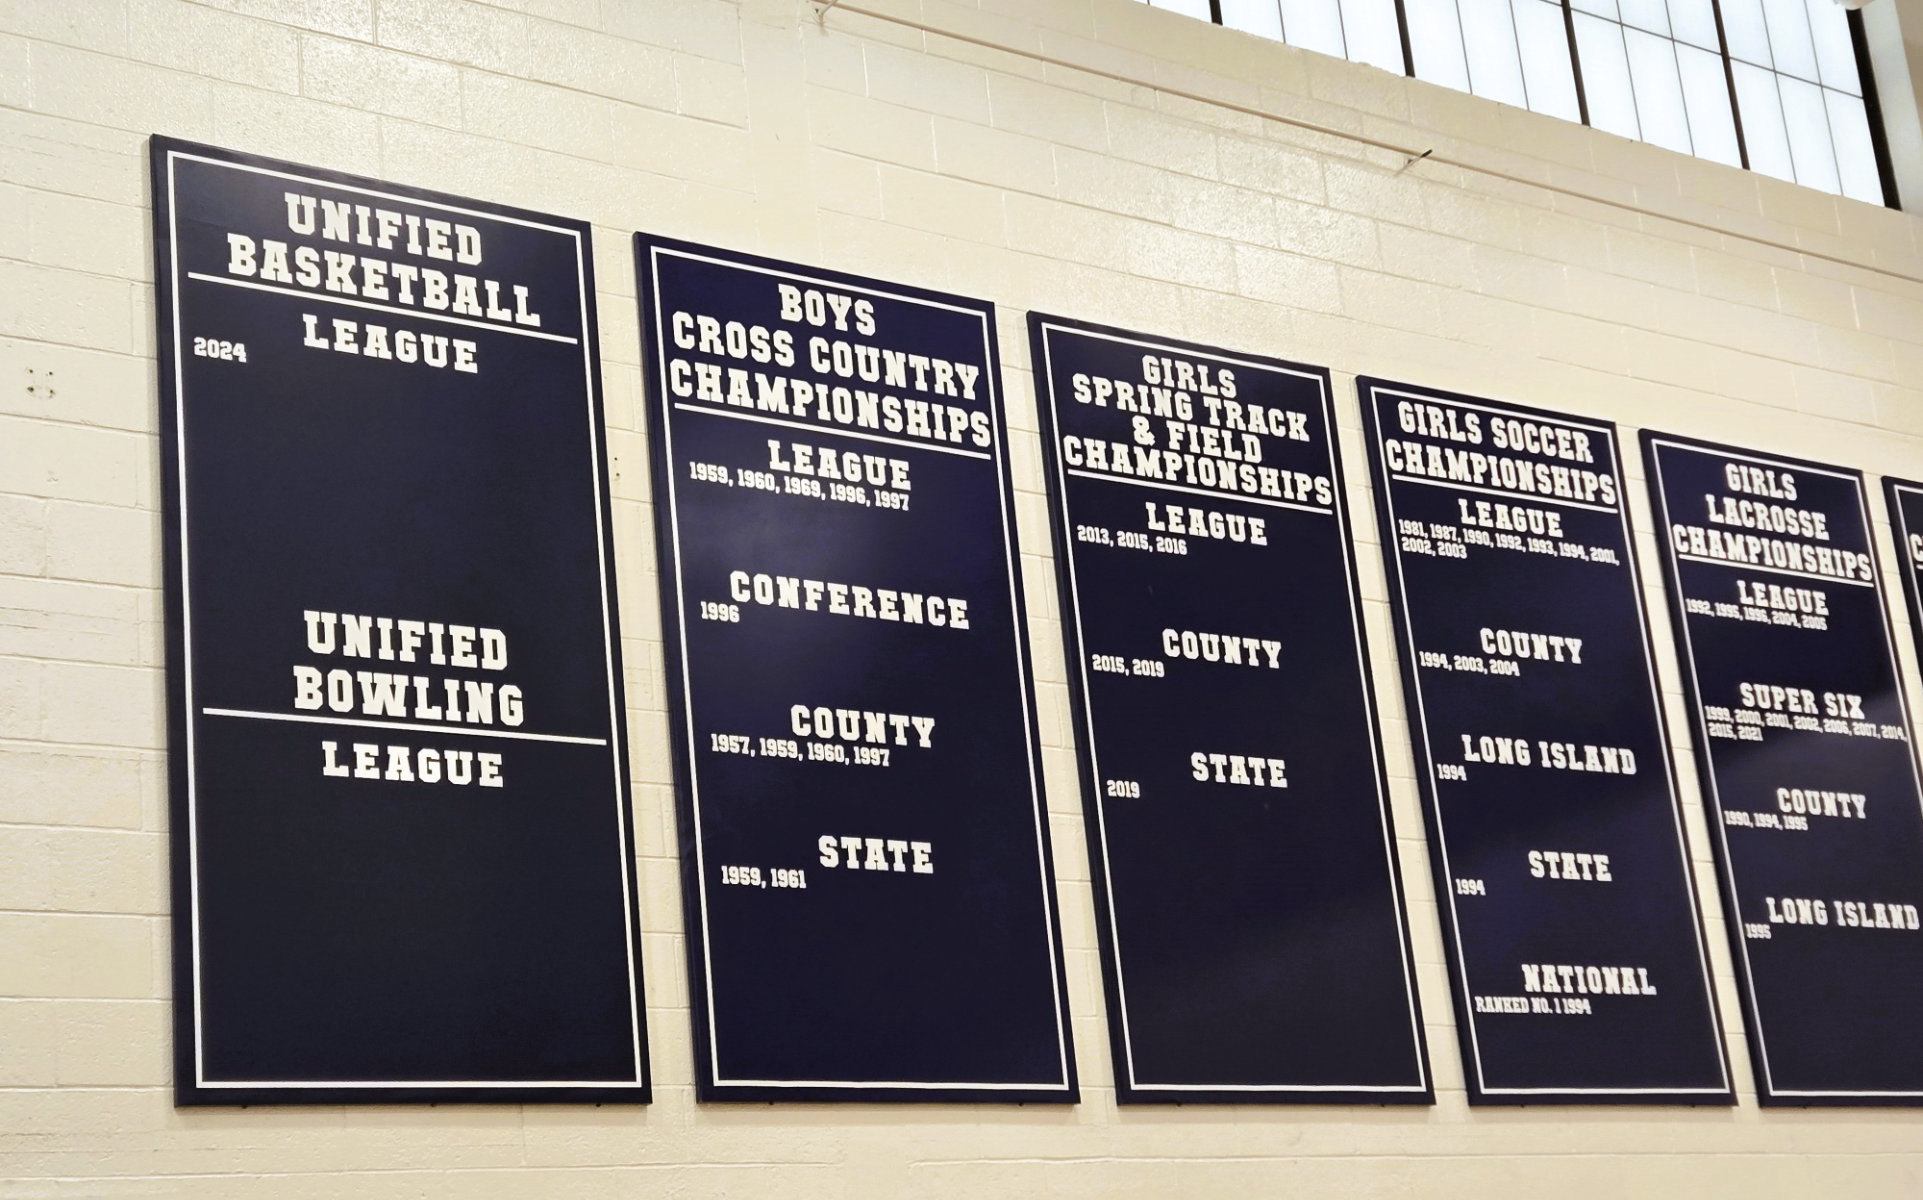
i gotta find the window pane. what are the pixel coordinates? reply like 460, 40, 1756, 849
1460, 0, 1530, 105
1408, 0, 1474, 91
1721, 0, 1774, 65
1677, 43, 1742, 165
1619, 0, 1671, 36
1625, 28, 1695, 152
1133, 0, 1885, 206
1344, 0, 1410, 71
1732, 62, 1796, 179
1280, 0, 1350, 57
1805, 0, 1860, 94
1761, 0, 1819, 81
1779, 73, 1841, 190
1574, 14, 1644, 138
1515, 0, 1583, 120
1668, 0, 1721, 50
1825, 89, 1883, 202
1222, 0, 1286, 38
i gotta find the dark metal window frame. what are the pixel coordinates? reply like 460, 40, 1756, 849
1181, 0, 1898, 206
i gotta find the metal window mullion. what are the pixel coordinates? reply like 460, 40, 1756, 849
1663, 34, 1700, 155
1707, 0, 1752, 167
1817, 84, 1849, 196
1847, 7, 1900, 208
1507, 0, 1537, 111
1562, 0, 1594, 125
1613, 17, 1650, 140
1395, 0, 1418, 74
1761, 64, 1798, 182
1452, 0, 1477, 94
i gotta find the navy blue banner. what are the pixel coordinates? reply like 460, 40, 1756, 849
151, 138, 645, 1105
1031, 317, 1428, 1103
1646, 434, 1923, 1105
1362, 381, 1729, 1105
1884, 477, 1923, 678
637, 236, 1074, 1102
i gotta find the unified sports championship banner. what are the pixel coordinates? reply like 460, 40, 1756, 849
153, 138, 646, 1104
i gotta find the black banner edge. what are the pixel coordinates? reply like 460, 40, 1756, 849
1025, 311, 1137, 1106
1638, 426, 1776, 1107
633, 230, 724, 1104
1880, 477, 1923, 668
1356, 374, 1494, 1107
577, 214, 653, 1104
152, 133, 197, 1112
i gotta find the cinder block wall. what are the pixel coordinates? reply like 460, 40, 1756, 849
4, 0, 1923, 1194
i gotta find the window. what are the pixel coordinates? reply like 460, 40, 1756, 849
1136, 0, 1893, 204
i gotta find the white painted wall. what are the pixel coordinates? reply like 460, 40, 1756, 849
3, 0, 1922, 1194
